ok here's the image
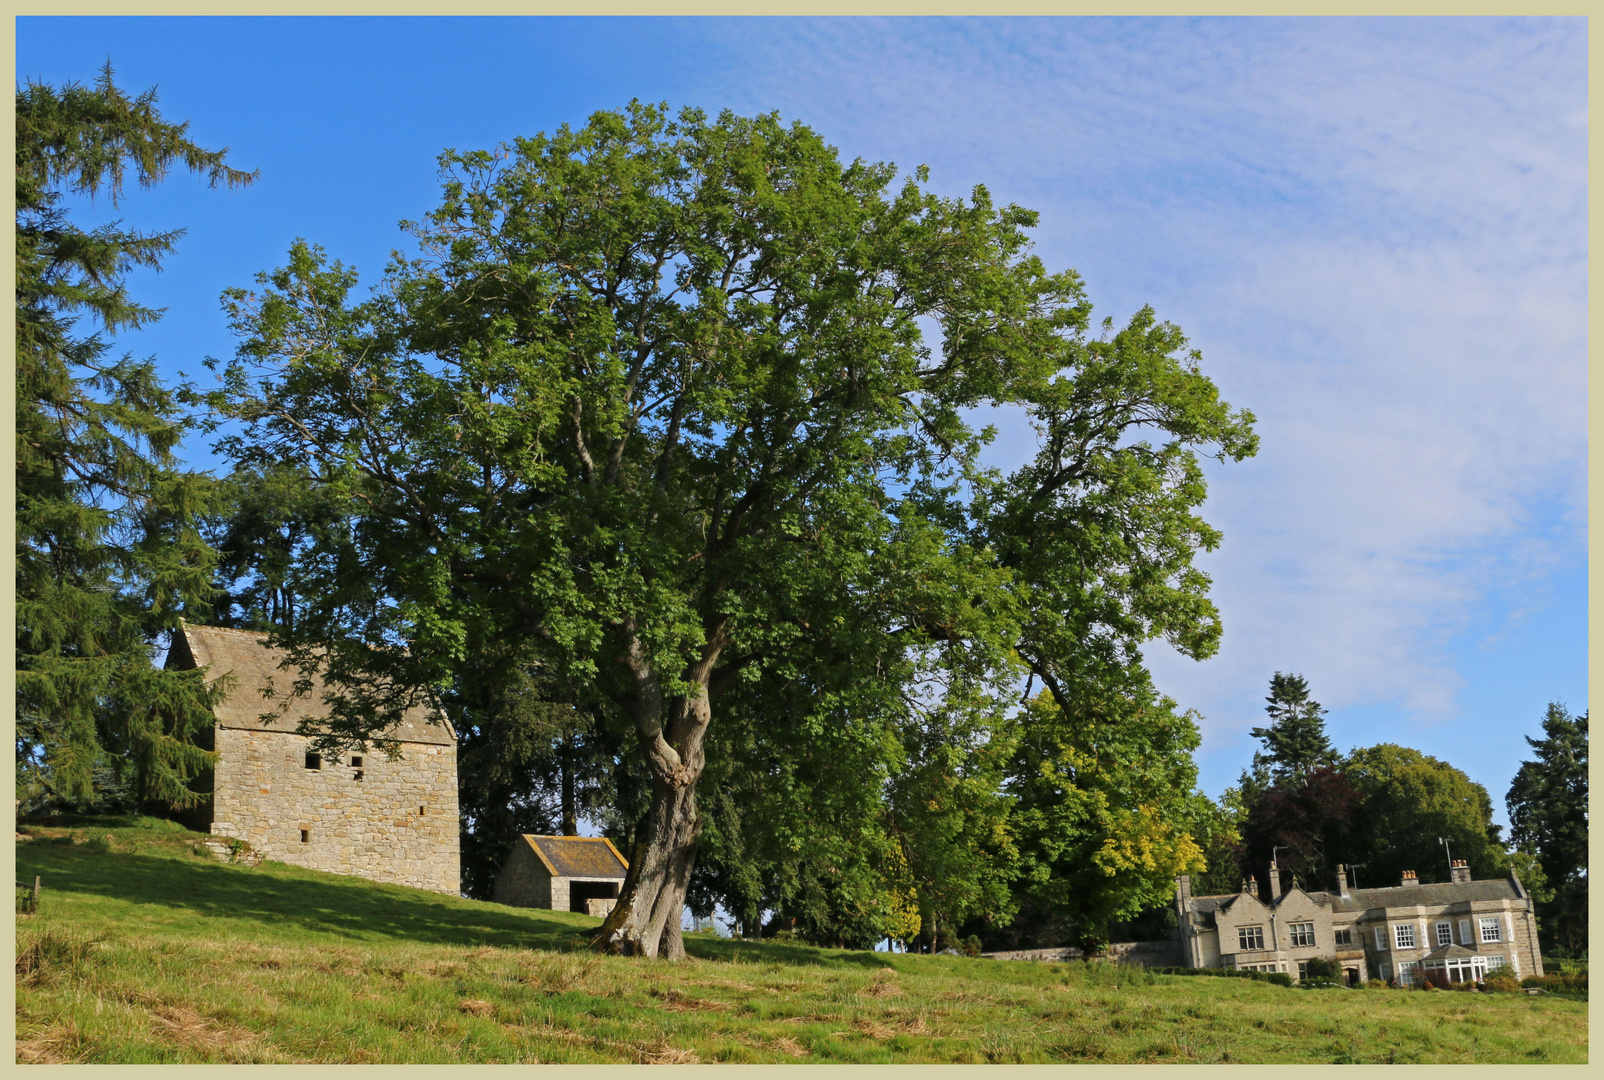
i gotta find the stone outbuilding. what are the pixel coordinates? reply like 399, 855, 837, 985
493, 835, 630, 917
166, 623, 460, 894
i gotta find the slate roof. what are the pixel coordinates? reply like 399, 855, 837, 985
169, 623, 454, 746
1329, 878, 1520, 914
521, 835, 629, 879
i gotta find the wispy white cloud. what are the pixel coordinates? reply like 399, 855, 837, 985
681, 16, 1587, 786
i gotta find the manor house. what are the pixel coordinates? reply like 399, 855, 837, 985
1175, 858, 1543, 986
167, 623, 460, 893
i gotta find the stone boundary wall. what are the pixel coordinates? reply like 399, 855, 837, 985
983, 940, 1184, 967
211, 726, 459, 893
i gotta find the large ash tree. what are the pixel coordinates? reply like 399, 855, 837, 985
209, 103, 1255, 958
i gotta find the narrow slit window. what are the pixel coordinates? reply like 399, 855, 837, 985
304, 752, 321, 770
419, 805, 426, 816
299, 829, 310, 843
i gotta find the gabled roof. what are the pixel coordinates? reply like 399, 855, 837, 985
1330, 878, 1520, 913
168, 623, 454, 746
519, 835, 629, 879
1423, 944, 1479, 962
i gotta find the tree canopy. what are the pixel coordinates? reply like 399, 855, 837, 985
1506, 703, 1587, 956
207, 102, 1255, 957
15, 64, 254, 812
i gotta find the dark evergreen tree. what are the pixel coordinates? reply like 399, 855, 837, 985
1506, 703, 1588, 957
1249, 671, 1337, 786
15, 64, 254, 812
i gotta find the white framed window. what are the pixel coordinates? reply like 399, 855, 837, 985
1375, 927, 1388, 951
1297, 961, 1309, 981
1289, 922, 1316, 947
1397, 961, 1421, 987
1458, 919, 1472, 944
1485, 955, 1506, 971
1238, 925, 1265, 951
1479, 917, 1501, 943
1379, 963, 1392, 981
1435, 921, 1452, 946
1394, 923, 1416, 950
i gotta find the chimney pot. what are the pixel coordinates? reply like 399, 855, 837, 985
1401, 870, 1417, 887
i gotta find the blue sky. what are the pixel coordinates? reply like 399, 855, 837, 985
18, 16, 1587, 828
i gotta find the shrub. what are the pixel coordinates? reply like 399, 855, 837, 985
1522, 972, 1587, 999
961, 935, 983, 959
1304, 956, 1340, 980
1299, 977, 1343, 990
1482, 972, 1521, 993
1362, 977, 1391, 989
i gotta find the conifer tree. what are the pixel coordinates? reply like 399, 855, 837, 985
15, 64, 255, 811
1248, 671, 1336, 786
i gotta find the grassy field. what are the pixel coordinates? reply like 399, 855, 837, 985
14, 817, 1589, 1064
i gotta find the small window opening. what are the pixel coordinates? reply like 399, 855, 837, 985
304, 752, 321, 770
353, 769, 364, 782
351, 755, 363, 767
299, 829, 310, 843
419, 805, 426, 816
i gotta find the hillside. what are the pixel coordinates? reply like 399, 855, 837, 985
15, 818, 1588, 1064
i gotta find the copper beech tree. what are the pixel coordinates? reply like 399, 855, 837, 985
209, 103, 1255, 958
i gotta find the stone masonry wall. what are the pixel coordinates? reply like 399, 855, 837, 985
210, 726, 459, 893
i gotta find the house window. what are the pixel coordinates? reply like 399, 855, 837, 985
1333, 928, 1352, 946
1375, 927, 1388, 951
1238, 926, 1265, 951
1485, 955, 1505, 971
1394, 924, 1415, 950
299, 829, 310, 843
304, 752, 321, 770
1479, 918, 1502, 943
1378, 963, 1392, 981
1289, 922, 1316, 948
351, 755, 363, 767
1458, 919, 1472, 944
1435, 921, 1453, 947
1297, 961, 1309, 981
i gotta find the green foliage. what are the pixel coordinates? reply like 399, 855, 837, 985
1248, 673, 1336, 787
1343, 744, 1508, 886
1007, 690, 1213, 948
205, 101, 1254, 944
1506, 704, 1587, 958
15, 64, 255, 812
1304, 956, 1339, 980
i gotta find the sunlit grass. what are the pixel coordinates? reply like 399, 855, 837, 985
15, 818, 1589, 1063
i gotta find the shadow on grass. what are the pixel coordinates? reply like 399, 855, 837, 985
17, 838, 895, 970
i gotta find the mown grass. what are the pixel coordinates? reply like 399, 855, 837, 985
15, 818, 1589, 1064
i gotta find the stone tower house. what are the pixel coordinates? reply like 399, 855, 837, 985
167, 623, 460, 893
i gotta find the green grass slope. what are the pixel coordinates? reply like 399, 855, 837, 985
15, 818, 1589, 1064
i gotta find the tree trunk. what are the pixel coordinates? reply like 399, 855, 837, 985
560, 729, 577, 836
591, 623, 720, 960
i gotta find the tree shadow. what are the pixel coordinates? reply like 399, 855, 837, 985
20, 845, 592, 950
21, 841, 898, 971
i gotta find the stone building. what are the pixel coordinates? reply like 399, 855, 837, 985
493, 834, 629, 916
167, 623, 459, 893
1175, 858, 1542, 985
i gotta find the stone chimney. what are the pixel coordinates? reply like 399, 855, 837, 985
1176, 874, 1192, 906
1336, 864, 1350, 899
1242, 877, 1258, 900
1400, 869, 1417, 887
1267, 857, 1282, 902
1449, 860, 1472, 884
